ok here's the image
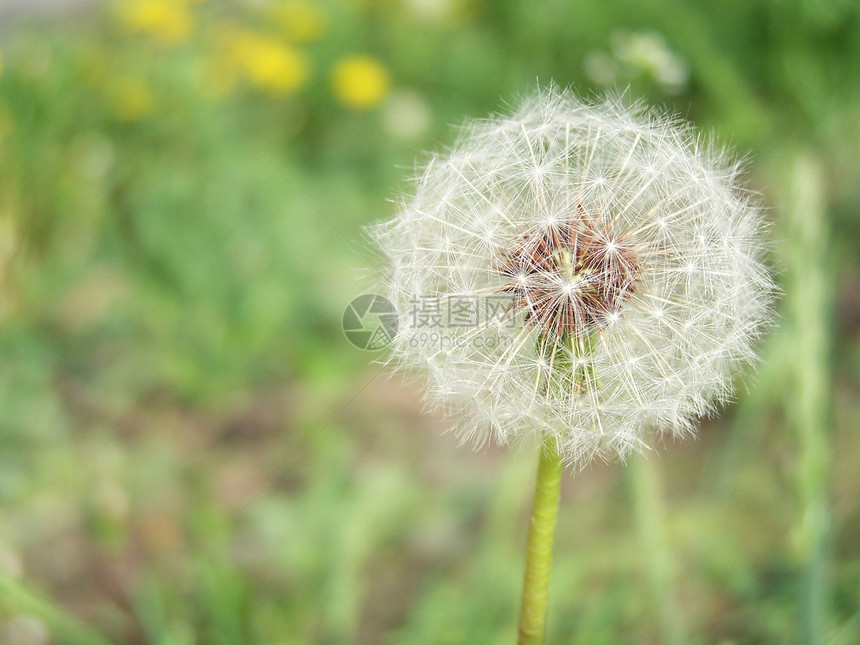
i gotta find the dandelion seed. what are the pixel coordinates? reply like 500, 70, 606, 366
371, 86, 775, 468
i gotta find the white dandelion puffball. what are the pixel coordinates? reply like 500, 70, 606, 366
371, 87, 774, 467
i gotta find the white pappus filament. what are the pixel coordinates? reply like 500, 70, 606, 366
370, 87, 775, 468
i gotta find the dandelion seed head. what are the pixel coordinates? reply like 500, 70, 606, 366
370, 86, 775, 468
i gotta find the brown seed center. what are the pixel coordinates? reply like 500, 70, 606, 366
498, 211, 640, 339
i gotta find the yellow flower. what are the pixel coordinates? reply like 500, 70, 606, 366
331, 55, 391, 110
224, 30, 309, 95
271, 1, 327, 43
106, 77, 156, 121
119, 0, 193, 45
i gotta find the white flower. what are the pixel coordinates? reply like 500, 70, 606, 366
370, 87, 775, 467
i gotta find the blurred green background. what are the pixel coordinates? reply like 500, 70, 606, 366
0, 0, 859, 643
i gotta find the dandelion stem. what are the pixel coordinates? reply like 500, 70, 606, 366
518, 438, 563, 645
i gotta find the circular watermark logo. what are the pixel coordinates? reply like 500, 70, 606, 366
342, 294, 398, 350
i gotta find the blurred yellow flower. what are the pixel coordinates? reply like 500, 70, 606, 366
271, 1, 327, 43
222, 30, 309, 95
331, 55, 391, 110
106, 77, 156, 121
119, 0, 193, 45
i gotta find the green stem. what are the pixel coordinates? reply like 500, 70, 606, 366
518, 438, 563, 645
